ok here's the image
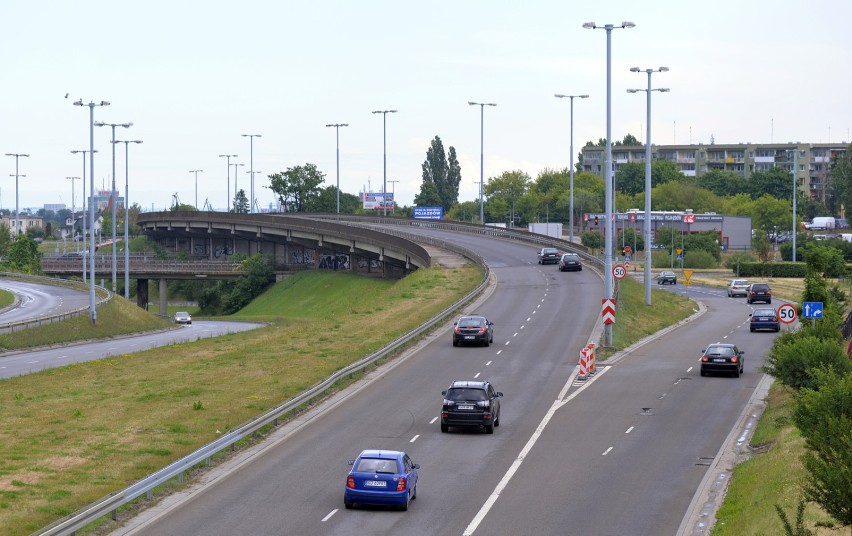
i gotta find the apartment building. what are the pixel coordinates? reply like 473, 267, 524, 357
580, 141, 848, 203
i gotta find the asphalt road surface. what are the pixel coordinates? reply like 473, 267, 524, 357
0, 278, 91, 324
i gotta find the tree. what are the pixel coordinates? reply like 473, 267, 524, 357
267, 163, 326, 212
446, 200, 480, 222
484, 170, 530, 224
748, 167, 793, 200
752, 194, 793, 234
305, 186, 360, 213
0, 222, 12, 256
413, 180, 442, 207
418, 137, 461, 211
232, 189, 250, 213
698, 170, 748, 197
829, 142, 852, 213
5, 234, 42, 274
752, 231, 773, 262
792, 370, 852, 528
621, 133, 640, 146
615, 162, 645, 196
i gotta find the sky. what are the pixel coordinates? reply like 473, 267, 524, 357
2, 0, 850, 214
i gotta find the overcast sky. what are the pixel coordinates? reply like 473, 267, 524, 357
2, 0, 850, 213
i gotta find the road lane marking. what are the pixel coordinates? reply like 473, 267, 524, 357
430, 417, 438, 424
486, 361, 492, 366
464, 366, 609, 535
27, 361, 38, 364
504, 341, 510, 346
625, 427, 634, 434
687, 366, 693, 372
410, 435, 419, 443
526, 317, 531, 322
520, 325, 525, 330
513, 332, 518, 338
474, 372, 481, 378
603, 447, 613, 456
322, 509, 337, 522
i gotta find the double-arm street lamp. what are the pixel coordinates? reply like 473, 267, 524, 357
241, 134, 261, 213
247, 171, 261, 212
95, 120, 132, 294
628, 66, 669, 306
73, 99, 110, 324
4, 152, 29, 237
326, 123, 349, 214
114, 140, 142, 298
219, 154, 237, 211
372, 110, 397, 216
189, 169, 203, 209
468, 101, 496, 225
582, 21, 635, 346
554, 94, 589, 243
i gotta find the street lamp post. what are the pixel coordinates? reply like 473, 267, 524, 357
326, 123, 349, 214
74, 99, 111, 324
94, 120, 132, 294
189, 170, 203, 209
4, 153, 29, 237
66, 176, 80, 252
247, 171, 260, 212
71, 149, 96, 282
371, 110, 398, 216
792, 148, 798, 262
583, 21, 635, 346
231, 163, 245, 211
241, 134, 261, 213
219, 154, 237, 211
388, 180, 399, 214
628, 66, 669, 306
468, 101, 496, 225
114, 140, 142, 299
555, 94, 589, 243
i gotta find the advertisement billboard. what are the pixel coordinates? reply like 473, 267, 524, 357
413, 206, 443, 219
361, 192, 394, 211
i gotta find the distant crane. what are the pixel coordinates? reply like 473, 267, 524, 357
171, 192, 181, 210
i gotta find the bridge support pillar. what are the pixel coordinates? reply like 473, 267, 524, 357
159, 278, 168, 317
137, 279, 149, 310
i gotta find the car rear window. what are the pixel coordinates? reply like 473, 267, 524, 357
460, 318, 483, 327
752, 284, 769, 291
356, 458, 399, 473
707, 346, 734, 356
446, 388, 487, 402
754, 309, 775, 316
543, 248, 558, 254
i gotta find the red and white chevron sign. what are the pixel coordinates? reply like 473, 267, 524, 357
602, 298, 616, 324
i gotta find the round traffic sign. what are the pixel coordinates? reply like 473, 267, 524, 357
613, 265, 627, 280
777, 303, 797, 324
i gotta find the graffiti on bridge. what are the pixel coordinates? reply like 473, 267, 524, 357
318, 254, 350, 271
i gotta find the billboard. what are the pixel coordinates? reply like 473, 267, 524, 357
361, 192, 394, 211
413, 206, 443, 219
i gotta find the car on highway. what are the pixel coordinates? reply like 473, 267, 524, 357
441, 380, 503, 434
700, 343, 744, 377
746, 283, 772, 304
537, 247, 561, 265
452, 315, 494, 347
656, 270, 677, 285
558, 253, 583, 272
727, 279, 750, 297
750, 307, 780, 332
174, 311, 192, 325
344, 449, 419, 511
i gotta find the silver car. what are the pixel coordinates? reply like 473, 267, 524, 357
727, 279, 750, 297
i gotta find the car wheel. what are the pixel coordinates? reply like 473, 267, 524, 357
401, 491, 410, 511
579, 267, 582, 271
344, 501, 353, 510
452, 339, 458, 347
750, 327, 755, 332
440, 423, 448, 433
484, 422, 494, 434
733, 368, 740, 378
776, 326, 780, 332
412, 484, 417, 500
700, 368, 706, 377
767, 300, 771, 304
494, 412, 500, 427
484, 338, 490, 347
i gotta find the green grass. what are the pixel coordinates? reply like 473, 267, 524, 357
0, 289, 14, 309
711, 383, 840, 535
0, 266, 482, 534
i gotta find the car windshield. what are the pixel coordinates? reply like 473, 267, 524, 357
459, 318, 483, 327
355, 458, 399, 474
446, 388, 487, 402
176, 312, 189, 317
706, 346, 734, 356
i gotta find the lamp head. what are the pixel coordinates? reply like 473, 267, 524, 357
579, 94, 589, 99
73, 99, 84, 106
120, 122, 133, 128
100, 101, 110, 106
626, 89, 639, 93
622, 21, 636, 28
582, 22, 596, 29
554, 94, 566, 98
659, 88, 671, 93
630, 67, 641, 72
659, 66, 669, 72
133, 140, 143, 144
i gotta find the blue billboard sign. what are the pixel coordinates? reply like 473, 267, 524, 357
413, 206, 443, 219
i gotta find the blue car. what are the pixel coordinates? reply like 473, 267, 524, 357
749, 307, 780, 332
344, 450, 419, 511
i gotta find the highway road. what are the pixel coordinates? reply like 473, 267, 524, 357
0, 278, 90, 323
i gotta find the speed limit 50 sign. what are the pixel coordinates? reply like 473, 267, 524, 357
612, 265, 627, 280
777, 303, 797, 324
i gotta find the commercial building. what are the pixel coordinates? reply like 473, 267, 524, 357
581, 141, 848, 204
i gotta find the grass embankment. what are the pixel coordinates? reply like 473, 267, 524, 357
0, 289, 14, 310
0, 266, 481, 534
712, 383, 841, 535
0, 297, 173, 353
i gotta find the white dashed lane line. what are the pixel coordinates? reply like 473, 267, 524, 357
410, 435, 420, 443
322, 510, 337, 522
474, 372, 481, 378
625, 426, 634, 434
430, 417, 438, 424
486, 360, 493, 365
603, 447, 613, 456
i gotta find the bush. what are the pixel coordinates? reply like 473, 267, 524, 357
737, 262, 807, 278
652, 250, 676, 269
723, 251, 755, 271
683, 250, 719, 269
581, 231, 602, 249
763, 334, 852, 391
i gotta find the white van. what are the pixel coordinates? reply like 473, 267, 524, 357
808, 216, 836, 230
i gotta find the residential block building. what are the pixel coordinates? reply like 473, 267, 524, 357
581, 141, 848, 203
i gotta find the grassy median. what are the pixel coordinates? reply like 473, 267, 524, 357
0, 266, 481, 534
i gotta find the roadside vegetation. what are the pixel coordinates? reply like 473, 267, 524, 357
0, 265, 481, 534
0, 289, 14, 309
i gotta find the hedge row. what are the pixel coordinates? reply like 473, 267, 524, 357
735, 262, 852, 278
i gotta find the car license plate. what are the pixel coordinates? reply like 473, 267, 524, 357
464, 335, 475, 339
458, 404, 474, 410
364, 480, 387, 487
758, 317, 768, 321
713, 358, 727, 362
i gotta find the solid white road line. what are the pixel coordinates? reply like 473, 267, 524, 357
321, 509, 337, 522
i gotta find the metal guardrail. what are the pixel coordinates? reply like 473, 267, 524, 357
0, 273, 112, 335
35, 217, 599, 536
